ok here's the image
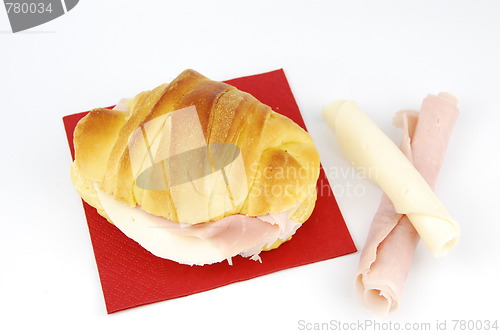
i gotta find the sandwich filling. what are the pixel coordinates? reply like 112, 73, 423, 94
96, 182, 302, 265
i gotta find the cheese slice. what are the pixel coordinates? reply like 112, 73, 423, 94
322, 100, 459, 257
96, 183, 226, 265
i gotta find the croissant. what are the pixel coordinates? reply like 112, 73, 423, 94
71, 69, 320, 265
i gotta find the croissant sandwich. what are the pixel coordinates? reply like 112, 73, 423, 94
70, 69, 320, 265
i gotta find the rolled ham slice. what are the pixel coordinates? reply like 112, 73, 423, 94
354, 93, 459, 314
322, 98, 460, 257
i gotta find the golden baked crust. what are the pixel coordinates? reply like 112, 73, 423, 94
71, 70, 320, 227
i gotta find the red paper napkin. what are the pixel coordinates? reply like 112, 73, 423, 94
63, 69, 356, 313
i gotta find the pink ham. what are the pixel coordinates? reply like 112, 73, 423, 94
355, 92, 459, 315
172, 214, 282, 263
147, 210, 298, 264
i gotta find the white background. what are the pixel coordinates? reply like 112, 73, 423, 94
1, 1, 499, 333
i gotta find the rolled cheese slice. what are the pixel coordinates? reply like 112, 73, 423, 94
322, 100, 460, 257
355, 111, 420, 315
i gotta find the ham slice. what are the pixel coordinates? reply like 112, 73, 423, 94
96, 182, 301, 265
171, 214, 283, 264
355, 92, 459, 314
